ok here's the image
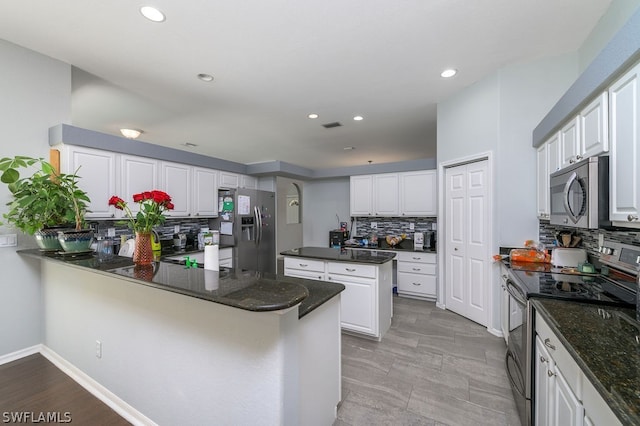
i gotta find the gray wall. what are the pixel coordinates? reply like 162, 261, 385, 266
0, 40, 72, 357
276, 177, 305, 257
302, 178, 350, 247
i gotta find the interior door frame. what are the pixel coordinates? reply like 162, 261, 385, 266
436, 151, 495, 332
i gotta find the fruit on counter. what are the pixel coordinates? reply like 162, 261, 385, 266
385, 234, 405, 246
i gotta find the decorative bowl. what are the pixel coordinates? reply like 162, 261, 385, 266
35, 226, 69, 251
57, 229, 94, 252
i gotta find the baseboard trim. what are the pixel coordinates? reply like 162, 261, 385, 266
486, 327, 503, 338
39, 346, 157, 426
0, 344, 42, 366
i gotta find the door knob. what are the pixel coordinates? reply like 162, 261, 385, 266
628, 214, 638, 222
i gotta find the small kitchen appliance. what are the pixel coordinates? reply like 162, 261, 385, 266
329, 230, 349, 248
413, 232, 424, 250
173, 233, 186, 250
550, 247, 587, 267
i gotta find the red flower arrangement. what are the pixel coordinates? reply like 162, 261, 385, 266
108, 190, 174, 233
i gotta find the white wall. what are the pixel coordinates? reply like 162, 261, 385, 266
0, 39, 71, 357
276, 176, 304, 256
302, 178, 350, 247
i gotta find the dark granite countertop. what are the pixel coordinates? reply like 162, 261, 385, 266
19, 249, 344, 318
343, 241, 436, 253
532, 299, 640, 425
280, 246, 396, 264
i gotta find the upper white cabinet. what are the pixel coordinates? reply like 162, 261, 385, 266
609, 61, 640, 226
240, 175, 257, 189
219, 171, 239, 189
350, 175, 373, 216
120, 155, 159, 216
160, 161, 191, 217
579, 92, 609, 159
60, 145, 117, 219
192, 167, 218, 217
536, 143, 550, 219
373, 174, 399, 216
559, 116, 580, 169
399, 170, 437, 216
350, 170, 437, 217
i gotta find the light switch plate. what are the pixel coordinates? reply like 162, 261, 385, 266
0, 234, 17, 247
431, 223, 437, 231
371, 222, 377, 229
409, 222, 415, 231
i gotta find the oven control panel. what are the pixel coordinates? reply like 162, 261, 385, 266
599, 240, 640, 275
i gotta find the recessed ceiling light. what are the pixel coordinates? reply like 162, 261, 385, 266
120, 128, 142, 139
353, 116, 364, 121
308, 113, 319, 119
344, 147, 355, 151
182, 142, 198, 148
140, 6, 166, 22
441, 68, 457, 78
197, 73, 214, 82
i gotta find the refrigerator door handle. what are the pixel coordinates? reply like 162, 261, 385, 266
254, 206, 262, 246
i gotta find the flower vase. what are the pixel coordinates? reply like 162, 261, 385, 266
133, 231, 154, 265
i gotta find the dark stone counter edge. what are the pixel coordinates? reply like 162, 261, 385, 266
531, 299, 635, 425
18, 250, 344, 319
280, 248, 397, 264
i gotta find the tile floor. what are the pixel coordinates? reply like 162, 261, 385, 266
335, 296, 521, 426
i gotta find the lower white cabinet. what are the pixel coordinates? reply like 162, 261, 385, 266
283, 256, 392, 340
535, 312, 621, 426
396, 251, 437, 299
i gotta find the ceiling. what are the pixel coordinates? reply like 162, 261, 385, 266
0, 0, 612, 170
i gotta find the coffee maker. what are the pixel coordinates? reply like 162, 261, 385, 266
329, 230, 349, 248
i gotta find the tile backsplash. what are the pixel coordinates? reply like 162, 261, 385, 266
539, 220, 640, 258
353, 217, 437, 240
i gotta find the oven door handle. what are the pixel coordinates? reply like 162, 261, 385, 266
505, 279, 527, 306
505, 350, 525, 397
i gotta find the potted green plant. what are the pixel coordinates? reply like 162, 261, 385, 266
0, 155, 92, 251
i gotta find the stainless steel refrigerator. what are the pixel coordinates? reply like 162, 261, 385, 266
216, 188, 276, 273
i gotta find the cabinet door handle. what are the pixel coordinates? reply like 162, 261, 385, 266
576, 155, 583, 161
412, 282, 421, 286
412, 268, 421, 272
299, 263, 308, 267
544, 338, 556, 351
539, 355, 547, 363
412, 257, 422, 260
547, 370, 556, 377
345, 268, 356, 272
628, 214, 638, 222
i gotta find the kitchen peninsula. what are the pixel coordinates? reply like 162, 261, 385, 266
281, 247, 395, 340
19, 249, 344, 426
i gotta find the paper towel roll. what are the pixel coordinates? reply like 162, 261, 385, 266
204, 269, 219, 291
204, 244, 219, 271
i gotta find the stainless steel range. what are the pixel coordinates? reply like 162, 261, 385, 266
503, 241, 639, 426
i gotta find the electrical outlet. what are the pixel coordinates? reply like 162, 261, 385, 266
371, 222, 377, 229
409, 222, 415, 231
174, 225, 181, 233
96, 340, 102, 359
107, 227, 116, 237
431, 222, 437, 231
598, 233, 604, 247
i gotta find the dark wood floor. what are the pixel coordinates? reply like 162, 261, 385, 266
0, 353, 130, 425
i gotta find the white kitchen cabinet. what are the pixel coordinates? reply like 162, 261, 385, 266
192, 167, 218, 217
560, 116, 580, 169
535, 335, 552, 425
609, 61, 640, 226
219, 171, 239, 189
240, 174, 257, 189
399, 170, 437, 216
119, 155, 159, 216
396, 251, 436, 299
579, 92, 609, 159
350, 175, 373, 216
284, 256, 392, 340
284, 257, 326, 281
59, 145, 117, 218
373, 174, 399, 216
160, 161, 191, 217
536, 142, 550, 219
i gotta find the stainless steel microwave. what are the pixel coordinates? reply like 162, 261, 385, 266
549, 156, 610, 229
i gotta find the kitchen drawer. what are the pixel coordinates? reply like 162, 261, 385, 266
536, 311, 582, 398
327, 262, 376, 279
397, 272, 436, 296
285, 269, 326, 281
284, 257, 325, 273
396, 251, 436, 264
397, 261, 436, 275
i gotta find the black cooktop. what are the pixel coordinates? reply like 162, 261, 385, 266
510, 269, 637, 307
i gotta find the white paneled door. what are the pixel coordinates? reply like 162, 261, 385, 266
444, 160, 489, 326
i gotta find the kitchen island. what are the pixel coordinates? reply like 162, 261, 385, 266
281, 247, 395, 340
19, 249, 344, 426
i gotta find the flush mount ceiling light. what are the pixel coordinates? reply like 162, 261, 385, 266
344, 146, 355, 151
120, 128, 142, 139
182, 142, 198, 148
353, 115, 364, 121
307, 113, 319, 119
440, 68, 457, 78
140, 6, 166, 22
197, 73, 214, 82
